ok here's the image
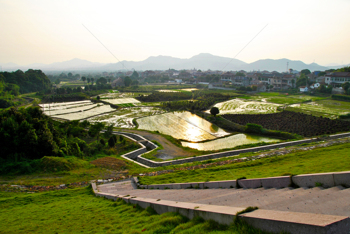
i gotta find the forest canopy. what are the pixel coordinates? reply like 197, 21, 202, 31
0, 69, 51, 94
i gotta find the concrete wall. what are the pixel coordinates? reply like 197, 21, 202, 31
92, 182, 350, 234
138, 171, 350, 190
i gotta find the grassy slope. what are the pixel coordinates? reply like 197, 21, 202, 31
139, 143, 350, 185
0, 187, 271, 234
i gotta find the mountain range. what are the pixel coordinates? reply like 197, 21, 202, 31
1, 53, 347, 72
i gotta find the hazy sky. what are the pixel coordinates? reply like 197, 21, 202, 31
1, 0, 350, 66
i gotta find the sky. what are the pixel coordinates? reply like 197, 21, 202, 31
1, 0, 350, 66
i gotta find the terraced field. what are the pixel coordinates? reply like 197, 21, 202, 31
289, 100, 350, 119
241, 93, 327, 105
210, 99, 281, 114
53, 104, 116, 120
88, 107, 165, 128
103, 98, 140, 105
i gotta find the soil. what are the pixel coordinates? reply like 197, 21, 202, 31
121, 129, 195, 158
90, 157, 127, 170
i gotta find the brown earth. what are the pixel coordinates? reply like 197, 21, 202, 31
90, 157, 127, 170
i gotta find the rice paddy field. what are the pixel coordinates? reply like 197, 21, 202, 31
181, 133, 280, 151
137, 111, 230, 142
209, 99, 281, 115
43, 103, 98, 116
88, 107, 165, 128
41, 100, 116, 121
289, 99, 350, 119
54, 105, 116, 120
103, 98, 140, 105
241, 92, 328, 105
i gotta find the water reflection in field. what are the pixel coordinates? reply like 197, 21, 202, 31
137, 111, 230, 142
181, 134, 280, 151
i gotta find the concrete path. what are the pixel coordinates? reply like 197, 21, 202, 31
97, 180, 350, 218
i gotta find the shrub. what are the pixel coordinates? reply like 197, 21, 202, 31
245, 123, 263, 134
108, 136, 116, 148
40, 156, 91, 172
210, 107, 220, 116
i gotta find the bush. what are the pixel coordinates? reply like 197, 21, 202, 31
339, 113, 350, 119
332, 94, 350, 101
108, 136, 116, 148
40, 156, 91, 172
245, 123, 263, 134
210, 107, 220, 116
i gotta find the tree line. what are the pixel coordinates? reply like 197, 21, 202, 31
0, 107, 138, 166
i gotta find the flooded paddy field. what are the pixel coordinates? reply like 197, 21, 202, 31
137, 111, 230, 142
52, 104, 116, 120
87, 107, 165, 128
39, 100, 92, 110
182, 133, 280, 151
209, 99, 281, 115
103, 98, 140, 105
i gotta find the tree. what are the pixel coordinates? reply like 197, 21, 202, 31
108, 135, 117, 148
124, 76, 132, 87
55, 78, 61, 85
103, 123, 114, 138
301, 69, 311, 75
87, 78, 91, 84
336, 66, 350, 72
131, 71, 139, 79
91, 78, 94, 85
88, 122, 105, 142
210, 107, 219, 117
131, 80, 139, 86
82, 76, 86, 85
342, 82, 350, 93
68, 72, 73, 78
96, 77, 107, 85
296, 74, 308, 87
236, 72, 245, 77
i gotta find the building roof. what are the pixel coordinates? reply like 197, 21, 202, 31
326, 72, 350, 77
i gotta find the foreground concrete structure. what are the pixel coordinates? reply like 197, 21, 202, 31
92, 172, 350, 234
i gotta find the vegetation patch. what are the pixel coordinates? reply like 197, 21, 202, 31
222, 111, 350, 137
0, 186, 273, 234
40, 156, 92, 172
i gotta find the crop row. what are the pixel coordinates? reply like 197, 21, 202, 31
222, 111, 350, 137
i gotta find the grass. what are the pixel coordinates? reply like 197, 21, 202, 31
240, 93, 329, 105
0, 186, 272, 234
138, 142, 350, 185
287, 99, 350, 118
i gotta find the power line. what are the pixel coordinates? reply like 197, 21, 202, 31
222, 24, 268, 71
82, 24, 127, 70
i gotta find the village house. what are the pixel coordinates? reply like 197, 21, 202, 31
325, 72, 350, 86
299, 86, 308, 92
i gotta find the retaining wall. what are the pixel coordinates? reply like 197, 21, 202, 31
92, 181, 350, 234
137, 171, 350, 189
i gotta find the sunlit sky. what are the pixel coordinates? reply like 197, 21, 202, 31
1, 0, 350, 66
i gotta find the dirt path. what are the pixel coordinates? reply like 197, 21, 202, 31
121, 129, 195, 158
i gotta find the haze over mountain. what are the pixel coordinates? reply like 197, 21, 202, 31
0, 54, 344, 72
